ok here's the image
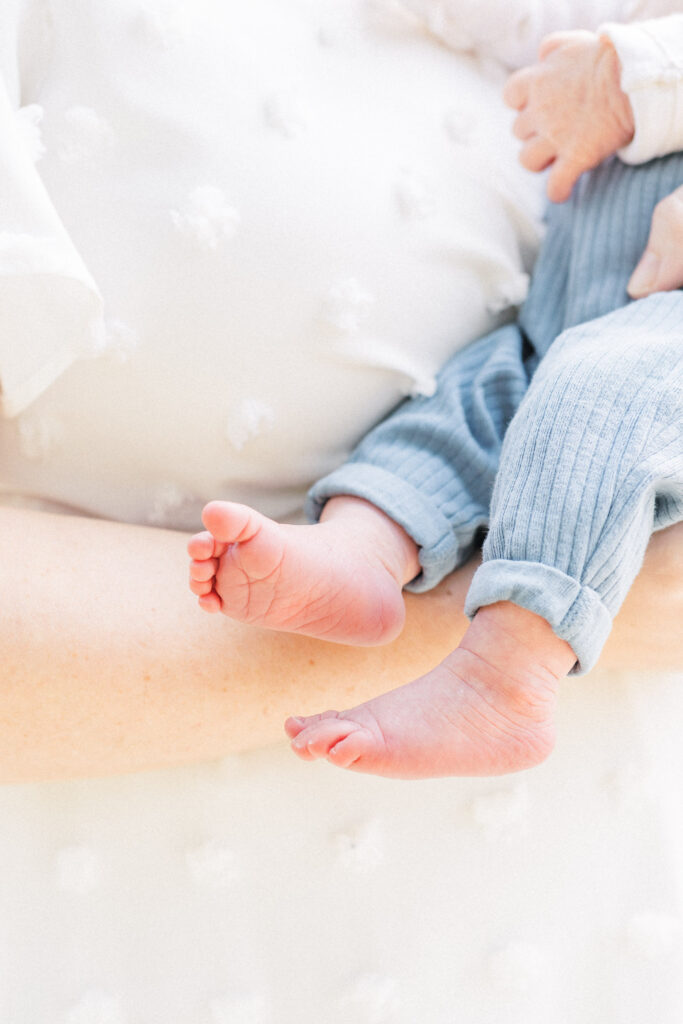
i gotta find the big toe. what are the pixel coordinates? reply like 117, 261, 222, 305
201, 501, 260, 545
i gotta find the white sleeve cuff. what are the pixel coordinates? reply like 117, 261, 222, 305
600, 16, 683, 164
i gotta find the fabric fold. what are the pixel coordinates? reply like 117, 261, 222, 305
0, 73, 104, 418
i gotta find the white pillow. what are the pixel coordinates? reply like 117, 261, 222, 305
0, 0, 543, 526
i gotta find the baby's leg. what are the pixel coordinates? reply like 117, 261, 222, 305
191, 323, 573, 777
466, 292, 683, 672
284, 324, 579, 778
288, 294, 683, 777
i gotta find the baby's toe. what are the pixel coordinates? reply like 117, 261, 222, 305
284, 709, 338, 740
328, 731, 375, 769
189, 557, 218, 582
292, 718, 365, 760
284, 716, 307, 739
202, 501, 261, 544
187, 531, 216, 560
198, 592, 222, 613
189, 577, 214, 597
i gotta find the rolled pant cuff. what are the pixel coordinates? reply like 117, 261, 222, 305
306, 463, 460, 592
464, 559, 613, 675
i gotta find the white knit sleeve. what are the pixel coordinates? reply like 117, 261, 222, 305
0, 74, 104, 417
600, 15, 683, 164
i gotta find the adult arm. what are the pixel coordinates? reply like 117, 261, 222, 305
1, 505, 681, 783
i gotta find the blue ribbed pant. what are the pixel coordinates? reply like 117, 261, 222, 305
307, 155, 683, 673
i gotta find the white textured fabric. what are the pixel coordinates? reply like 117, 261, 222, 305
1, 5, 683, 1023
400, 0, 679, 68
3, 674, 683, 1024
0, 0, 543, 525
601, 14, 683, 164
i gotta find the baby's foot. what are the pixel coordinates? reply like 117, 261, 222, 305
285, 602, 577, 778
187, 497, 420, 645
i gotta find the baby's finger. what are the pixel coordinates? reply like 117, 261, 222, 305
628, 247, 683, 298
546, 157, 583, 204
519, 135, 556, 173
538, 32, 567, 60
503, 67, 532, 110
189, 557, 218, 582
512, 108, 537, 142
628, 187, 683, 297
538, 28, 595, 61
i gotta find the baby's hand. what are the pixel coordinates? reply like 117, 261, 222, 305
503, 30, 635, 203
628, 185, 683, 299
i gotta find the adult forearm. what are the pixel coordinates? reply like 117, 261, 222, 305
0, 506, 471, 782
0, 507, 680, 783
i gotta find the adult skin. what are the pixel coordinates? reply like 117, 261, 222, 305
1, 505, 681, 783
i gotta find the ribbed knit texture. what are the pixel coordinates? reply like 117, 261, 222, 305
307, 155, 683, 672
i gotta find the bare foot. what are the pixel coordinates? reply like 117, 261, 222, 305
285, 602, 577, 778
187, 497, 420, 645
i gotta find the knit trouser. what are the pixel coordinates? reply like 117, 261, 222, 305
306, 155, 683, 673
